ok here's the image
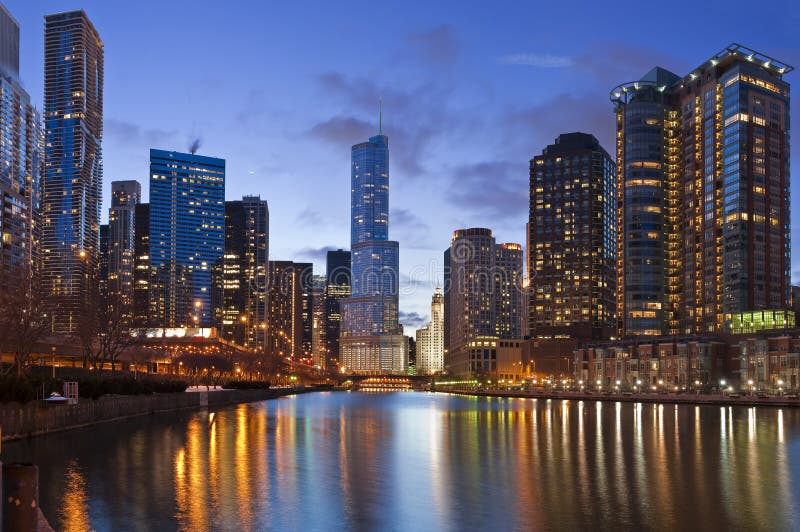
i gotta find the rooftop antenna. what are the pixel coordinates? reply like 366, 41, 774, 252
379, 97, 383, 135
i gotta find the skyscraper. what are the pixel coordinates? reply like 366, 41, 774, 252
132, 202, 150, 327
444, 228, 523, 376
0, 4, 39, 280
149, 149, 225, 328
529, 133, 617, 340
416, 287, 444, 375
612, 44, 792, 336
41, 10, 103, 333
107, 180, 140, 308
311, 275, 327, 368
267, 260, 308, 360
325, 249, 351, 370
339, 114, 405, 374
219, 196, 269, 347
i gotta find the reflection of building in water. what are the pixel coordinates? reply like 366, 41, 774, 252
60, 460, 90, 532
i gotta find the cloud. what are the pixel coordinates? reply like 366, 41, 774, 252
446, 160, 528, 223
498, 53, 574, 68
295, 207, 328, 227
312, 72, 460, 178
399, 310, 428, 329
391, 208, 435, 249
295, 245, 339, 264
307, 116, 375, 150
408, 25, 459, 64
105, 118, 177, 146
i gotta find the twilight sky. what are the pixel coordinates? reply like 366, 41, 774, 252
5, 0, 799, 333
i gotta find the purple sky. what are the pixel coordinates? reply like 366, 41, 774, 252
5, 0, 799, 332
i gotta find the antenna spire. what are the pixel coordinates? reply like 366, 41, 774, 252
379, 97, 383, 135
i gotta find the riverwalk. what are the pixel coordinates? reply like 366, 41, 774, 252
444, 388, 800, 408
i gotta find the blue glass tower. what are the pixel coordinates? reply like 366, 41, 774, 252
340, 113, 406, 374
42, 10, 103, 333
149, 149, 225, 328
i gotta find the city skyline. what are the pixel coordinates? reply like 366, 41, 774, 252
1, 0, 797, 333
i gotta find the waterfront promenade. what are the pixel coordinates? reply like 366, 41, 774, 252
445, 388, 800, 408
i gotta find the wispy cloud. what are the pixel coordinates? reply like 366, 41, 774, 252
399, 310, 428, 329
498, 53, 574, 68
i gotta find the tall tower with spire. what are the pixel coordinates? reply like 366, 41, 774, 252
339, 104, 407, 374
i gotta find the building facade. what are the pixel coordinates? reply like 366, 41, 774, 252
529, 133, 617, 340
612, 44, 792, 337
325, 249, 351, 370
218, 196, 269, 348
107, 180, 140, 308
0, 4, 40, 282
148, 149, 225, 328
41, 10, 103, 333
416, 287, 444, 375
340, 124, 405, 374
311, 275, 327, 368
267, 260, 309, 360
132, 203, 150, 326
444, 228, 523, 376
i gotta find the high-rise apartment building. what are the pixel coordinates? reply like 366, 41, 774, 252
41, 10, 103, 333
529, 133, 617, 340
0, 4, 39, 280
416, 287, 444, 375
340, 120, 405, 374
325, 249, 351, 370
132, 202, 150, 326
612, 44, 791, 336
444, 228, 523, 376
311, 275, 327, 368
148, 149, 225, 327
267, 261, 309, 360
107, 180, 140, 307
218, 196, 269, 348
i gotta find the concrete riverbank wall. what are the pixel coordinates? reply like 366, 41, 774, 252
0, 387, 307, 442
444, 389, 800, 408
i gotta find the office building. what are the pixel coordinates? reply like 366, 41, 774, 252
612, 44, 791, 336
340, 116, 405, 374
0, 4, 40, 282
107, 180, 140, 307
149, 149, 225, 327
416, 287, 444, 375
528, 133, 617, 340
41, 10, 103, 332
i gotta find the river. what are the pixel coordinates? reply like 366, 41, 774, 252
3, 391, 799, 531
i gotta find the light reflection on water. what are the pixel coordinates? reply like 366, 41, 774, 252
3, 392, 800, 531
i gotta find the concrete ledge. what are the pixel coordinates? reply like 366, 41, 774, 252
443, 389, 800, 408
0, 387, 308, 443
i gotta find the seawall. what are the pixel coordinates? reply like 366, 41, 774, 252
0, 387, 308, 442
443, 389, 800, 408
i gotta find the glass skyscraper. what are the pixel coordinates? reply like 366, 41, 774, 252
340, 124, 405, 374
149, 149, 225, 328
612, 44, 792, 336
0, 4, 39, 279
41, 10, 103, 333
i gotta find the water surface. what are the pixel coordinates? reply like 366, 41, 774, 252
4, 392, 800, 531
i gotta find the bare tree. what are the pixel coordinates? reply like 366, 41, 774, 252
74, 280, 135, 372
0, 266, 51, 377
